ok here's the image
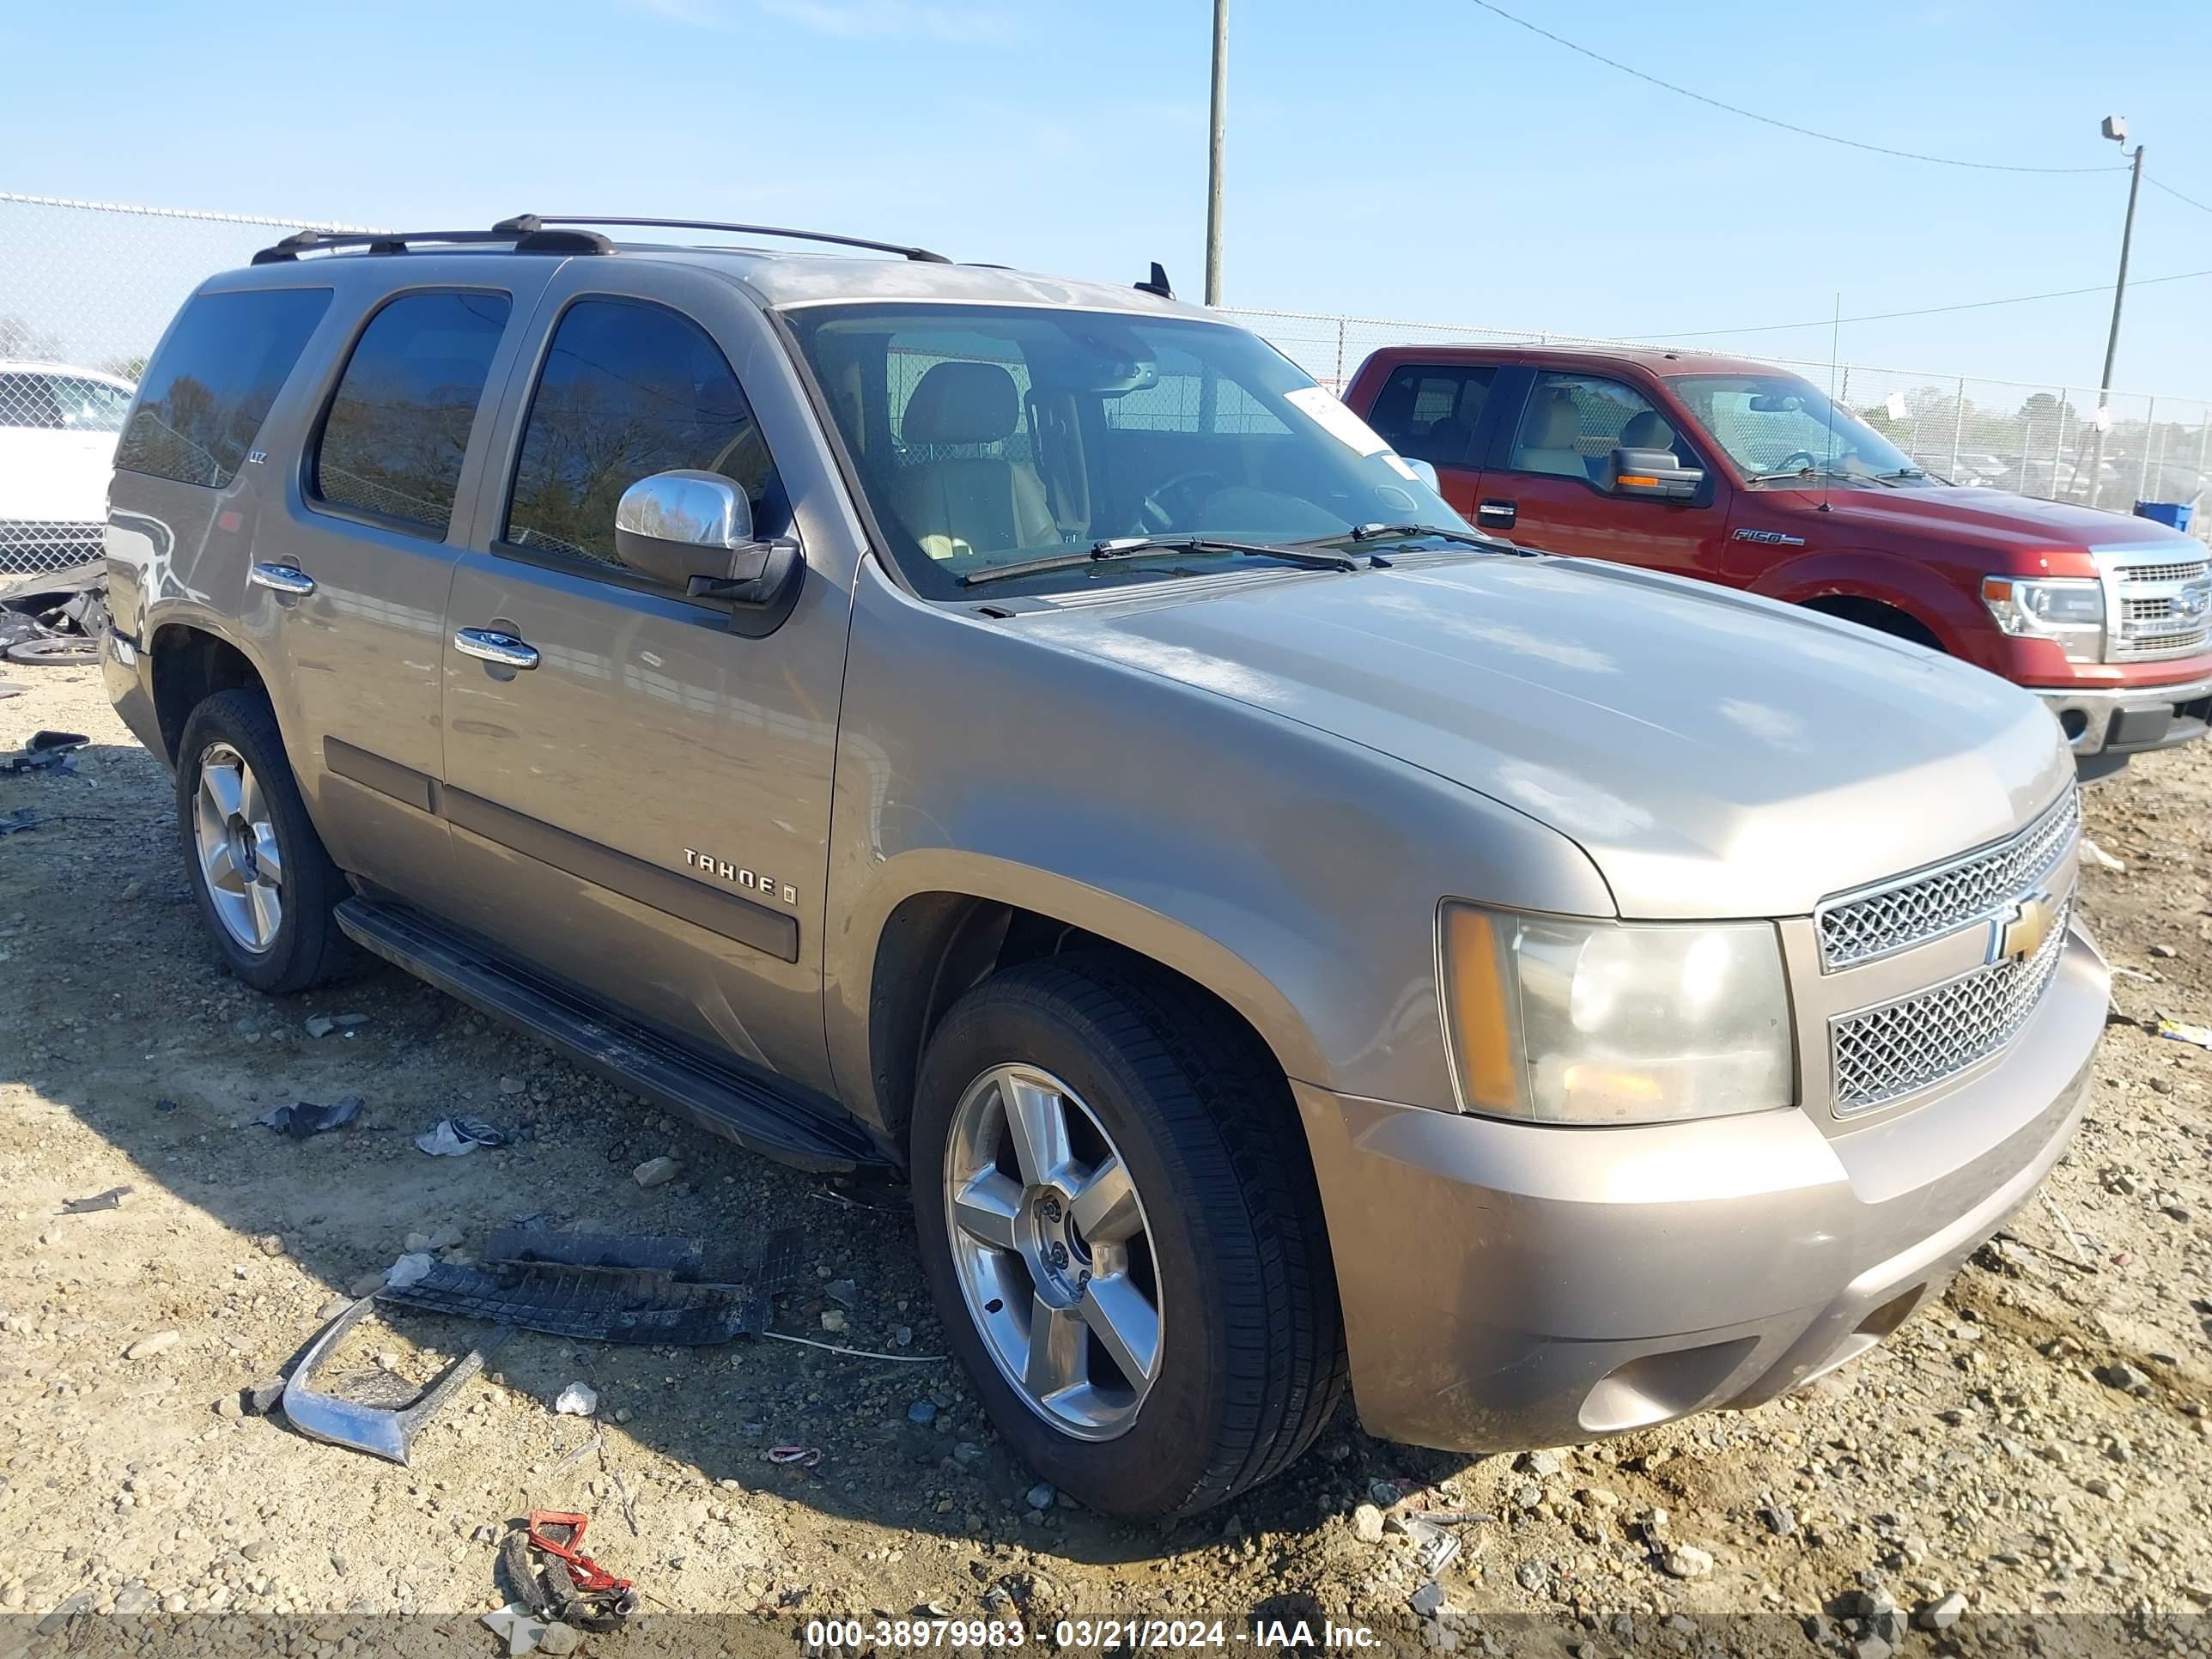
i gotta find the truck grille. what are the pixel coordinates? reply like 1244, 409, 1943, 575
1815, 787, 2080, 969
1831, 894, 2072, 1115
2105, 550, 2210, 662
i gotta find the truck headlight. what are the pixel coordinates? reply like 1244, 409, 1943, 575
1439, 904, 1794, 1125
1981, 575, 2102, 663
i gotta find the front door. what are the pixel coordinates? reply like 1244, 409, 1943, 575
1474, 368, 1720, 577
434, 261, 853, 1092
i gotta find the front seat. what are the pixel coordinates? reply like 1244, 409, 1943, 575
1620, 409, 1680, 457
1514, 390, 1590, 478
889, 362, 1060, 563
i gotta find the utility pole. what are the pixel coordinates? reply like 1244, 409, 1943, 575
2087, 117, 2142, 507
1204, 0, 1228, 307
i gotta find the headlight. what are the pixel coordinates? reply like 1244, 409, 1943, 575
1981, 575, 2102, 663
1438, 904, 1794, 1125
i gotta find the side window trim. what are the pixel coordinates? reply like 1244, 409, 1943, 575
301, 284, 514, 544
489, 292, 786, 605
1478, 367, 1536, 471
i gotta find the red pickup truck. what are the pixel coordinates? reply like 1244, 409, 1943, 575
1344, 344, 2212, 775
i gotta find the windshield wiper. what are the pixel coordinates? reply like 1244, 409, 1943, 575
1337, 522, 1506, 550
1743, 465, 1899, 488
957, 536, 1358, 588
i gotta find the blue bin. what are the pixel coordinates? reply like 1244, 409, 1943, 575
2133, 501, 2194, 532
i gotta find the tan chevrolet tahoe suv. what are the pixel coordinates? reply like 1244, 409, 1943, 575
101, 216, 2107, 1520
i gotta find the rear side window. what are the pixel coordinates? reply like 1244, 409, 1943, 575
312, 291, 512, 537
1364, 364, 1494, 467
115, 288, 331, 488
503, 299, 781, 568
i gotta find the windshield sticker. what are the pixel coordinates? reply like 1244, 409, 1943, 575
1285, 386, 1390, 457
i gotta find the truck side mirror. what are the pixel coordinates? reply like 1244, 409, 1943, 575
1602, 447, 1705, 501
614, 469, 804, 632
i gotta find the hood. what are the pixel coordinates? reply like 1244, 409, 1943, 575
1761, 482, 2200, 561
0, 428, 118, 524
1023, 556, 2073, 920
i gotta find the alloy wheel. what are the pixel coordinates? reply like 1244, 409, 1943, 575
941, 1063, 1164, 1440
191, 742, 284, 952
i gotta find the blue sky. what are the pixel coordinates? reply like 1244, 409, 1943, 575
6, 0, 2211, 395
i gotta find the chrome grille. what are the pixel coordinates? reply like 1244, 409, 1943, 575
2104, 550, 2211, 662
1831, 895, 2072, 1115
1815, 788, 2080, 969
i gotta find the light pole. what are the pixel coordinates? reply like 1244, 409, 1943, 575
1204, 0, 1228, 306
2087, 115, 2143, 507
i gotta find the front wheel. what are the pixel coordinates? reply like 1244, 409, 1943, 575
910, 955, 1345, 1520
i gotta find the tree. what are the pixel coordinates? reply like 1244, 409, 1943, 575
0, 313, 64, 362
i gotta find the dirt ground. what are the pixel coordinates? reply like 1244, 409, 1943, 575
2, 659, 2209, 1658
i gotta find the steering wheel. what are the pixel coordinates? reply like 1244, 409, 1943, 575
1770, 450, 1824, 475
1138, 470, 1227, 533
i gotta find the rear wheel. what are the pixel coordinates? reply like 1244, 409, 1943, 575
175, 688, 356, 994
910, 954, 1345, 1520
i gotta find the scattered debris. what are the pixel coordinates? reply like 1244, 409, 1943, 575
243, 1377, 286, 1416
124, 1329, 179, 1360
1661, 1543, 1715, 1578
767, 1444, 823, 1467
483, 1603, 584, 1657
255, 1095, 363, 1138
1915, 1591, 1967, 1632
1024, 1481, 1056, 1511
385, 1252, 435, 1291
415, 1115, 507, 1156
0, 808, 42, 836
554, 1382, 599, 1418
2079, 836, 2127, 872
1389, 1511, 1463, 1575
56, 1185, 132, 1215
282, 1295, 511, 1465
0, 729, 88, 776
304, 1015, 336, 1038
501, 1510, 638, 1634
2154, 1017, 2212, 1051
632, 1156, 682, 1188
379, 1227, 798, 1346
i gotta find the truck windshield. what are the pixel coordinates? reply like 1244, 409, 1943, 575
1668, 373, 1933, 486
781, 302, 1468, 598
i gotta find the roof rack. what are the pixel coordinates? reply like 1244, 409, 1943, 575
251, 219, 611, 264
522, 215, 952, 264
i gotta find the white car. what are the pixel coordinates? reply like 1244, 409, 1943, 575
0, 361, 135, 574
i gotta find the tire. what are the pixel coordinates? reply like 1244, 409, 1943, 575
174, 687, 357, 994
910, 953, 1346, 1520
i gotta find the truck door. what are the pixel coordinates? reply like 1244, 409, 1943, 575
1355, 360, 1498, 521
432, 259, 856, 1095
1473, 368, 1722, 577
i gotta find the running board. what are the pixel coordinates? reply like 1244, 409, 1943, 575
335, 897, 892, 1176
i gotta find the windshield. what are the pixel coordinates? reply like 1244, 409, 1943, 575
1668, 373, 1928, 484
782, 303, 1468, 597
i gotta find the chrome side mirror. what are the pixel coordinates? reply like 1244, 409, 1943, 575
613, 469, 803, 632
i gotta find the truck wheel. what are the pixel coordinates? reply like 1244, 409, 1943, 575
174, 688, 356, 994
910, 953, 1345, 1520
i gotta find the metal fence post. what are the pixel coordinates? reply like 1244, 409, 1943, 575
1334, 317, 1347, 392
2194, 407, 2210, 502
2136, 397, 2156, 504
1949, 377, 1966, 477
2051, 393, 2070, 500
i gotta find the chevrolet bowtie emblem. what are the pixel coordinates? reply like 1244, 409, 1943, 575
1989, 890, 2058, 966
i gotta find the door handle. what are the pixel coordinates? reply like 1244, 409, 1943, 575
1476, 500, 1517, 528
248, 562, 316, 597
453, 627, 539, 671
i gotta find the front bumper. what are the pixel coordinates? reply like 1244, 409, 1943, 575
2033, 670, 2212, 758
1297, 926, 2106, 1453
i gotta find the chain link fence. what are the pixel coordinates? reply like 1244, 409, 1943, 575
3, 191, 2206, 573
1224, 307, 2212, 542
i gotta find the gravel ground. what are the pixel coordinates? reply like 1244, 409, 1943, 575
1, 660, 2209, 1658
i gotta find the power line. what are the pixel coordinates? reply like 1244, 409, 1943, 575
1463, 0, 2124, 175
1640, 267, 2212, 340
2148, 175, 2212, 216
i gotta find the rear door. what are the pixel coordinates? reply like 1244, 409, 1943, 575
257, 270, 549, 911
1474, 367, 1722, 576
433, 259, 853, 1092
1355, 359, 1499, 521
